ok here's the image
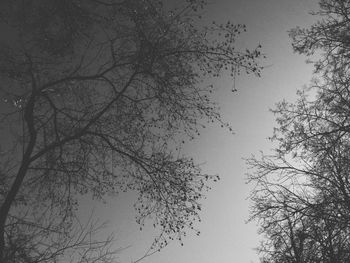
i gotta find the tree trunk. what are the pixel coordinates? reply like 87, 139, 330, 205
0, 95, 37, 261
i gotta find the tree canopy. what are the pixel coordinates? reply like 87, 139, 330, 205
0, 0, 262, 262
248, 1, 350, 262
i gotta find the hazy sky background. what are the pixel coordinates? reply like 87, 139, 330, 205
82, 1, 321, 262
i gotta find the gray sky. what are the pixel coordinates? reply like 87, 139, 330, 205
85, 1, 320, 262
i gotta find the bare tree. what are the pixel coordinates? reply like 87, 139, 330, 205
248, 1, 350, 262
0, 0, 262, 261
247, 62, 350, 263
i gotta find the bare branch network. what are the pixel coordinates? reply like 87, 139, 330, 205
248, 1, 350, 262
0, 0, 262, 262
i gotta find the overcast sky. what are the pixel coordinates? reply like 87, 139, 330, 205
84, 1, 321, 262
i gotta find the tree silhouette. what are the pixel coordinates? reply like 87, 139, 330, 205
249, 1, 350, 262
0, 0, 262, 262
